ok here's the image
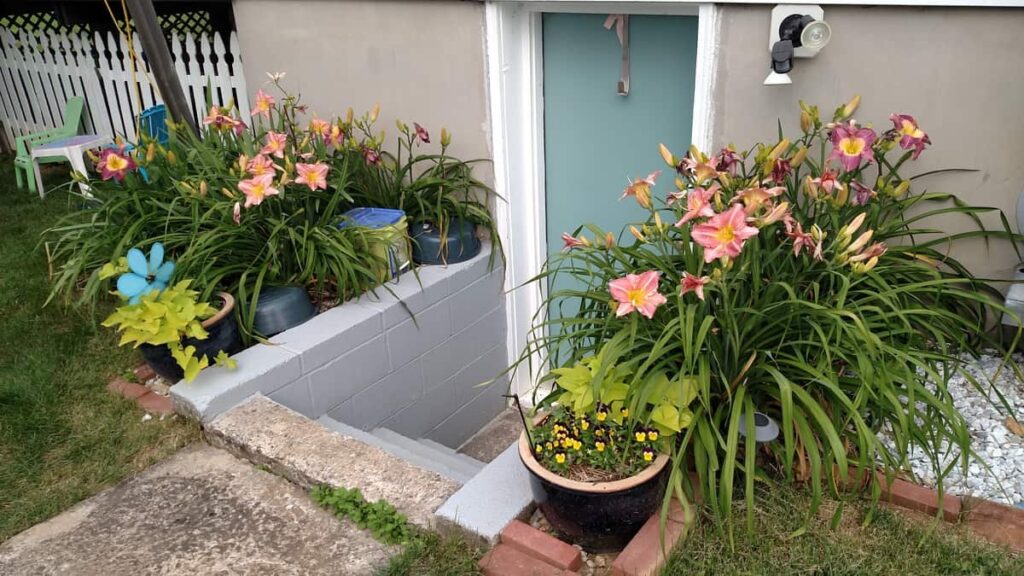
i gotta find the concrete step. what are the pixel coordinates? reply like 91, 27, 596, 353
205, 395, 460, 529
435, 441, 535, 545
370, 428, 484, 483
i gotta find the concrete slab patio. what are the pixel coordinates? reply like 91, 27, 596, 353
0, 445, 393, 576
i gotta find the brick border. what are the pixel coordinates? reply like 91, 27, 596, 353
107, 370, 173, 415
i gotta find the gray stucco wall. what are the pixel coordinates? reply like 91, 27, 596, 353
231, 0, 492, 171
712, 5, 1024, 282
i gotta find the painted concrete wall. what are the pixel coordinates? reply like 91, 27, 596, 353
712, 5, 1024, 282
231, 0, 492, 174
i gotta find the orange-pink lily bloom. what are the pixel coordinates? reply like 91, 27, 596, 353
674, 184, 718, 227
250, 89, 275, 118
239, 174, 280, 208
621, 171, 661, 209
692, 204, 759, 263
679, 272, 710, 301
295, 162, 329, 191
261, 132, 287, 158
608, 271, 667, 319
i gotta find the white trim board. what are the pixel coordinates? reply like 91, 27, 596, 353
485, 1, 718, 398
498, 1, 1024, 7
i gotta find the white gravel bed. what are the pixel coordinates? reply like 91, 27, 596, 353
879, 353, 1024, 507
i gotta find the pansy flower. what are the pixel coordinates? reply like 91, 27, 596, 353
642, 447, 655, 462
692, 204, 760, 263
554, 451, 567, 464
889, 114, 931, 159
608, 270, 667, 319
97, 146, 136, 182
595, 439, 606, 452
116, 242, 175, 304
634, 428, 647, 442
596, 403, 610, 422
828, 122, 876, 171
646, 428, 659, 441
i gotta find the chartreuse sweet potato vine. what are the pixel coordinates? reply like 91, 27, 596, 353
511, 97, 1023, 534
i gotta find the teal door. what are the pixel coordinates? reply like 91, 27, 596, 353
543, 13, 698, 257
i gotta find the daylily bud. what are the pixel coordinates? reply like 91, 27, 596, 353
912, 253, 939, 267
803, 175, 818, 199
659, 143, 675, 168
653, 212, 663, 230
675, 177, 686, 190
86, 150, 99, 163
800, 110, 813, 134
146, 142, 156, 163
167, 151, 177, 165
759, 201, 790, 226
851, 256, 879, 274
369, 103, 380, 123
345, 107, 354, 124
767, 138, 790, 162
221, 187, 235, 199
689, 144, 703, 161
238, 154, 249, 173
834, 183, 849, 206
629, 225, 647, 242
440, 127, 451, 147
199, 180, 208, 196
845, 229, 874, 255
605, 232, 615, 248
892, 180, 910, 197
838, 213, 867, 244
810, 224, 827, 243
180, 181, 194, 193
842, 95, 861, 119
396, 119, 409, 134
718, 173, 732, 188
790, 146, 808, 167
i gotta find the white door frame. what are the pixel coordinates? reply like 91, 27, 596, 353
485, 1, 719, 397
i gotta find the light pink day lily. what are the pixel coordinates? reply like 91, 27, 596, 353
785, 221, 816, 258
808, 169, 840, 198
673, 184, 718, 227
232, 202, 242, 225
732, 186, 784, 215
679, 272, 710, 301
239, 173, 280, 208
325, 123, 345, 147
202, 106, 246, 136
96, 146, 136, 181
715, 147, 740, 175
309, 118, 330, 138
828, 122, 876, 172
621, 170, 661, 209
414, 122, 430, 144
692, 204, 759, 263
250, 89, 275, 118
363, 147, 381, 166
295, 162, 329, 191
561, 232, 590, 252
247, 154, 276, 177
261, 131, 288, 158
890, 114, 931, 160
608, 271, 667, 319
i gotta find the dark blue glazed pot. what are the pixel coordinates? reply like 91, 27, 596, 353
411, 219, 481, 265
139, 292, 242, 382
251, 285, 316, 337
518, 430, 669, 552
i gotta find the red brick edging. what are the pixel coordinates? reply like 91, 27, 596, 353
106, 368, 173, 416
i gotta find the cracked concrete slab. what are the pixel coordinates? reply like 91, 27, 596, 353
0, 444, 392, 576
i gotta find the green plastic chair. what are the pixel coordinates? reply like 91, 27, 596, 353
13, 97, 86, 194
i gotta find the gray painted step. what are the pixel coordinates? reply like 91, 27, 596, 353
317, 414, 481, 481
435, 442, 535, 545
371, 428, 485, 482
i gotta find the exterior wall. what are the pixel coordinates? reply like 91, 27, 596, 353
712, 5, 1024, 282
231, 0, 492, 175
172, 244, 510, 448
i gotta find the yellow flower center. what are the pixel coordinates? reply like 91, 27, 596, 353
714, 225, 735, 244
839, 137, 865, 157
626, 288, 648, 307
900, 120, 924, 138
106, 155, 128, 171
249, 183, 266, 200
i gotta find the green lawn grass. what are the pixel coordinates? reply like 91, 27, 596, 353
0, 160, 198, 542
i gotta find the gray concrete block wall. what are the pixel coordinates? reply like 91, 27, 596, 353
171, 242, 509, 447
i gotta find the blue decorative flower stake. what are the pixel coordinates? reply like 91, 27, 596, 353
116, 242, 175, 304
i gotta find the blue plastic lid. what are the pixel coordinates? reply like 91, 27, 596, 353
337, 207, 406, 229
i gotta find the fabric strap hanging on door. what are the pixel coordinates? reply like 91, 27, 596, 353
603, 14, 630, 96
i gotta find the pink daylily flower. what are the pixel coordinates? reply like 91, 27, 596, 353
732, 186, 784, 215
261, 132, 287, 158
561, 232, 589, 252
325, 123, 345, 147
692, 204, 759, 263
828, 123, 876, 171
890, 114, 931, 160
679, 272, 710, 301
414, 122, 430, 144
295, 162, 329, 191
239, 173, 280, 208
309, 118, 330, 138
786, 221, 815, 258
811, 169, 840, 197
247, 154, 276, 177
203, 105, 246, 135
608, 271, 667, 319
716, 147, 740, 175
621, 170, 661, 209
96, 146, 136, 181
850, 181, 876, 206
363, 147, 380, 166
771, 158, 791, 184
250, 89, 275, 118
673, 184, 718, 227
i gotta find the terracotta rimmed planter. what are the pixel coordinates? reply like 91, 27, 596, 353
518, 425, 670, 552
139, 292, 242, 382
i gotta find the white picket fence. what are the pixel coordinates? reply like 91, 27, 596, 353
0, 28, 250, 149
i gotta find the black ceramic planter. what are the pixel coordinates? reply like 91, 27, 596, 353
518, 431, 669, 552
139, 292, 242, 382
411, 219, 481, 265
251, 285, 316, 337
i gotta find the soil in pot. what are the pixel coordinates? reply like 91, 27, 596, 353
139, 292, 243, 382
411, 219, 481, 265
518, 430, 669, 552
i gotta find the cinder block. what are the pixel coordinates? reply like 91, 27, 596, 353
423, 305, 506, 391
379, 379, 457, 438
450, 268, 505, 333
379, 265, 452, 327
170, 343, 301, 422
427, 373, 508, 448
444, 241, 497, 290
268, 376, 314, 417
385, 300, 452, 370
339, 359, 425, 430
308, 335, 389, 414
450, 344, 510, 406
270, 300, 383, 374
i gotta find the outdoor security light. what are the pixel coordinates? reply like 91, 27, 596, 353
764, 5, 831, 86
738, 412, 781, 443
